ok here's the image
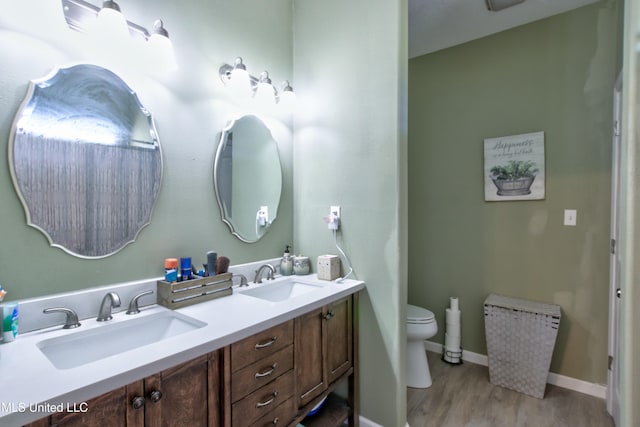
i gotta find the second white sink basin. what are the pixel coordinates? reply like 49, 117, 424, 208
238, 279, 324, 302
37, 310, 207, 369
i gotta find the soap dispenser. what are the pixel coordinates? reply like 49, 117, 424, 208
280, 245, 293, 276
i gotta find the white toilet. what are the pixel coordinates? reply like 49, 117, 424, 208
406, 304, 438, 388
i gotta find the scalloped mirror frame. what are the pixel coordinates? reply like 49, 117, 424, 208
213, 115, 283, 243
8, 64, 163, 258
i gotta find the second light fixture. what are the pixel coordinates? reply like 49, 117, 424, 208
219, 57, 295, 106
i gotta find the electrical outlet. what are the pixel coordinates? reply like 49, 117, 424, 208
257, 206, 269, 227
329, 206, 341, 230
564, 209, 577, 226
260, 206, 269, 222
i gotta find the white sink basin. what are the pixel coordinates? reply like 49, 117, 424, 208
37, 311, 207, 369
238, 279, 324, 302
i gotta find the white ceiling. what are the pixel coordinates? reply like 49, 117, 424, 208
409, 0, 600, 58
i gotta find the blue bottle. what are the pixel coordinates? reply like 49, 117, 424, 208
180, 257, 192, 281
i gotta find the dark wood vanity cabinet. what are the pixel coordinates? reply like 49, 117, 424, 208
23, 292, 359, 427
295, 296, 353, 408
40, 384, 138, 427
224, 294, 358, 427
325, 295, 354, 386
22, 383, 140, 427
294, 295, 357, 427
143, 352, 221, 426
25, 351, 222, 427
224, 320, 297, 427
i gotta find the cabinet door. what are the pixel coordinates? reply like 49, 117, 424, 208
294, 306, 326, 408
50, 381, 144, 427
144, 352, 221, 427
326, 296, 353, 385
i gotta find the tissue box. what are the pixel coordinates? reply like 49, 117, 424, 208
317, 255, 340, 281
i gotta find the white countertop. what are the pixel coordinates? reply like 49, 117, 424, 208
0, 274, 365, 426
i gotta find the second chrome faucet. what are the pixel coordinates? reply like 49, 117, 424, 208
253, 264, 276, 284
97, 292, 121, 322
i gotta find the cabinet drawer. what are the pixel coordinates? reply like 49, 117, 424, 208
231, 320, 294, 371
248, 397, 296, 427
231, 371, 295, 427
232, 345, 294, 402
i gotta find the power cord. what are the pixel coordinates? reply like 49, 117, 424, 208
333, 228, 354, 282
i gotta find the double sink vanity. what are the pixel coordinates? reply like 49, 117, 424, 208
3, 59, 362, 427
0, 270, 364, 427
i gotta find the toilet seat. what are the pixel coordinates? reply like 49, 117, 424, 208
407, 304, 435, 324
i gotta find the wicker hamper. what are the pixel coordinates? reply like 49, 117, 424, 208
484, 293, 561, 399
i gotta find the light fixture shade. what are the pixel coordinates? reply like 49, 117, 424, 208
485, 0, 526, 11
94, 0, 129, 40
228, 57, 252, 97
254, 71, 277, 106
148, 19, 177, 71
279, 81, 296, 110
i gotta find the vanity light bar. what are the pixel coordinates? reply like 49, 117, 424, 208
61, 0, 155, 41
219, 58, 294, 104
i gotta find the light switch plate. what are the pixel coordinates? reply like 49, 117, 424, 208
564, 209, 577, 226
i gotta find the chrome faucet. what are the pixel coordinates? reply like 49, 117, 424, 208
253, 264, 276, 284
234, 274, 249, 287
97, 292, 121, 321
43, 307, 81, 329
126, 290, 154, 315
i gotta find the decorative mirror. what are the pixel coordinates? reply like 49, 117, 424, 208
9, 64, 162, 258
214, 115, 282, 243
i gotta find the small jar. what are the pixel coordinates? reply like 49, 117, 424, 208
293, 255, 310, 275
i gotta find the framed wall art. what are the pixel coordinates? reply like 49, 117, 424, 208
484, 131, 545, 201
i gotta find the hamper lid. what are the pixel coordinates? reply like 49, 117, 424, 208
484, 293, 561, 317
407, 304, 435, 323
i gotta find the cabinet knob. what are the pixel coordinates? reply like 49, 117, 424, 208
149, 390, 163, 403
131, 396, 145, 410
256, 391, 278, 408
272, 417, 280, 425
324, 310, 335, 320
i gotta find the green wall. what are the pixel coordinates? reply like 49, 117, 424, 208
408, 1, 621, 385
0, 0, 294, 301
1, 1, 408, 425
293, 1, 407, 425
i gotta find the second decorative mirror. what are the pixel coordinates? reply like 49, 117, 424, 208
214, 115, 282, 243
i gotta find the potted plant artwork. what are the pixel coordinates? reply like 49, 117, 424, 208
490, 160, 539, 196
483, 131, 545, 201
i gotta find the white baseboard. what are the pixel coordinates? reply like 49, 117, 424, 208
358, 415, 384, 427
424, 341, 607, 399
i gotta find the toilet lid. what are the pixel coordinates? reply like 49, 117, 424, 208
407, 304, 435, 323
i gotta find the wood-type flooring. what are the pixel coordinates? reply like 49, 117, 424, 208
407, 351, 615, 427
